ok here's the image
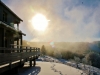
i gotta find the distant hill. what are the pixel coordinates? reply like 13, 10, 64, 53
22, 40, 100, 53
89, 41, 100, 53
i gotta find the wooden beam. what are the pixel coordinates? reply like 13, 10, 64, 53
1, 28, 5, 53
20, 35, 23, 52
17, 39, 19, 52
17, 23, 19, 30
29, 60, 32, 67
33, 59, 36, 67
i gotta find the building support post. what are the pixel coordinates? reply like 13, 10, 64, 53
17, 23, 19, 30
30, 59, 32, 67
11, 39, 14, 52
20, 35, 23, 52
33, 59, 36, 67
17, 39, 19, 52
2, 28, 5, 53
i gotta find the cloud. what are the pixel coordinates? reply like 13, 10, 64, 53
4, 0, 100, 42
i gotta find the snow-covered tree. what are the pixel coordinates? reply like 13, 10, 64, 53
41, 45, 46, 55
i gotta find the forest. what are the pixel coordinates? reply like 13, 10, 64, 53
23, 40, 100, 68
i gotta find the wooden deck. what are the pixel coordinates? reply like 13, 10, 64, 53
0, 45, 40, 74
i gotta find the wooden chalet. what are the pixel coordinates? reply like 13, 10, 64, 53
0, 0, 40, 74
0, 0, 25, 53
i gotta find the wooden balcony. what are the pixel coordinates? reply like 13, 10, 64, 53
0, 21, 26, 36
0, 45, 40, 74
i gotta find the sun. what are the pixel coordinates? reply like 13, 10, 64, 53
31, 14, 49, 31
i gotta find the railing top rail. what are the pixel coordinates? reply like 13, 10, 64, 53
0, 44, 40, 54
10, 44, 39, 49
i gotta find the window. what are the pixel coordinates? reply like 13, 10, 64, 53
3, 11, 7, 22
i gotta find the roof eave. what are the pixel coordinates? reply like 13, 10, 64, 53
0, 0, 23, 22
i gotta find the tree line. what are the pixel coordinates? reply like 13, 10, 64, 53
41, 45, 100, 68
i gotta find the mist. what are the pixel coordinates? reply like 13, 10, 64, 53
4, 0, 100, 42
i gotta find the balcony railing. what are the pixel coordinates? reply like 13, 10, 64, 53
0, 21, 26, 35
0, 45, 40, 66
0, 44, 40, 53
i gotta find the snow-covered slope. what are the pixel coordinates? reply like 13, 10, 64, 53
40, 56, 100, 75
18, 62, 86, 75
14, 56, 100, 75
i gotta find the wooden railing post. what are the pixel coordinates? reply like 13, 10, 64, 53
20, 45, 23, 52
26, 47, 27, 52
34, 48, 36, 56
33, 59, 36, 67
33, 47, 34, 54
36, 48, 37, 55
38, 48, 40, 55
31, 47, 33, 52
30, 47, 31, 52
16, 45, 18, 53
30, 58, 32, 67
3, 47, 5, 53
11, 45, 12, 53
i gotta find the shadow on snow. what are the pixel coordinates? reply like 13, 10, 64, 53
18, 66, 41, 75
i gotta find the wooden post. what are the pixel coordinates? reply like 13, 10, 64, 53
33, 47, 35, 52
26, 47, 27, 52
10, 39, 14, 53
20, 35, 23, 52
20, 35, 22, 46
17, 23, 19, 30
17, 39, 19, 52
38, 48, 40, 56
33, 59, 36, 67
30, 47, 31, 52
3, 29, 5, 48
31, 47, 32, 52
30, 59, 32, 67
2, 28, 5, 53
20, 45, 22, 52
36, 48, 37, 55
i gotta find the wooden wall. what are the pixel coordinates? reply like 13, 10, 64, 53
0, 1, 20, 25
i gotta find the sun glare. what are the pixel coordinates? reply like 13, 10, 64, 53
32, 14, 48, 31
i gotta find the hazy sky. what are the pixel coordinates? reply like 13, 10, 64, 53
3, 0, 100, 42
